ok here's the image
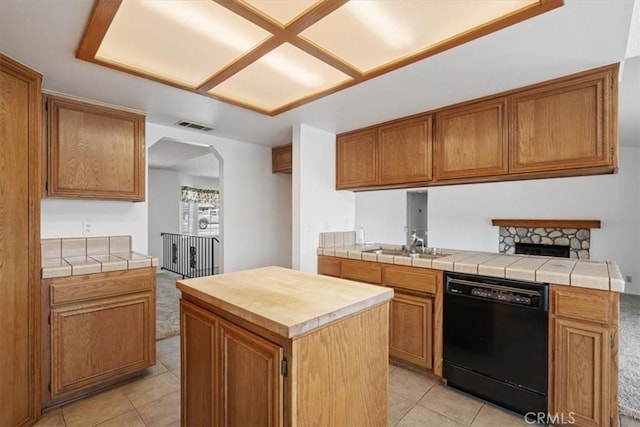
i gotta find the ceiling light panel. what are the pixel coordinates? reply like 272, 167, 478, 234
300, 0, 539, 73
95, 0, 271, 88
208, 43, 351, 112
241, 0, 321, 25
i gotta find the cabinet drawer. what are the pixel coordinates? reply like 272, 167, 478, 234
50, 268, 155, 306
317, 256, 341, 277
341, 259, 381, 284
552, 285, 614, 324
383, 265, 438, 294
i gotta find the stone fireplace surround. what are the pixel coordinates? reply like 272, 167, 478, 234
492, 219, 601, 260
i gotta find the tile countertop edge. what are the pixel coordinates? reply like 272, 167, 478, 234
176, 275, 394, 339
318, 245, 626, 293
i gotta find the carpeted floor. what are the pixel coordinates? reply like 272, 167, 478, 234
156, 271, 181, 340
619, 293, 640, 420
153, 271, 640, 419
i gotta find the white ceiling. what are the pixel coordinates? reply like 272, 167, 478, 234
149, 138, 220, 179
0, 0, 638, 147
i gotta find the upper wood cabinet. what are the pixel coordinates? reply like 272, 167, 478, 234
378, 116, 432, 185
336, 115, 432, 190
509, 66, 617, 174
434, 98, 508, 180
272, 143, 292, 173
0, 52, 42, 427
336, 129, 378, 189
336, 63, 618, 191
45, 95, 146, 201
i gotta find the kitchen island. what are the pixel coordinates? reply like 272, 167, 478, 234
176, 266, 393, 427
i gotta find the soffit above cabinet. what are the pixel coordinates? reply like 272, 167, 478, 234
76, 0, 562, 116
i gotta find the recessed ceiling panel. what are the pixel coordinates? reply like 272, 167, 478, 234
96, 0, 271, 87
300, 0, 539, 72
209, 43, 351, 112
241, 0, 321, 25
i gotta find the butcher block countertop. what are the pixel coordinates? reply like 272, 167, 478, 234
176, 266, 393, 339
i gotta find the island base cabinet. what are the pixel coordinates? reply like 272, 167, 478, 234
180, 296, 390, 427
180, 299, 283, 427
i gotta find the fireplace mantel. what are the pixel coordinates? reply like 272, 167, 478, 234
491, 219, 601, 229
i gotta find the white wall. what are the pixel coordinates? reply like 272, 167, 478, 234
293, 124, 356, 273
356, 147, 640, 294
41, 199, 149, 252
147, 124, 292, 272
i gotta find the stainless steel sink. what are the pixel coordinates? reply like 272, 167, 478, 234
363, 248, 448, 259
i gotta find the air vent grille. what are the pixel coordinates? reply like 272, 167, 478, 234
175, 120, 214, 132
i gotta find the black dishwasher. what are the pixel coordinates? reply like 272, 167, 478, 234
443, 272, 549, 417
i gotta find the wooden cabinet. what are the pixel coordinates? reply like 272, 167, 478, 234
434, 98, 508, 180
336, 64, 618, 191
336, 116, 432, 190
550, 285, 619, 427
180, 282, 389, 426
317, 255, 341, 277
509, 67, 617, 174
389, 293, 433, 369
336, 129, 378, 189
341, 259, 382, 284
42, 268, 156, 407
318, 257, 444, 375
271, 143, 292, 173
181, 300, 283, 426
0, 53, 42, 427
378, 116, 432, 185
45, 94, 146, 201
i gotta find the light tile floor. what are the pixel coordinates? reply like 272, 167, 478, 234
36, 335, 640, 427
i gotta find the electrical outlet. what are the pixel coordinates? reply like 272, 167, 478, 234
626, 275, 632, 283
82, 222, 92, 236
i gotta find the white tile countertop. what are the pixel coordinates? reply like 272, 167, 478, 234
317, 243, 625, 292
41, 236, 159, 279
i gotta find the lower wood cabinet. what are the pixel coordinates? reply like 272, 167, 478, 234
550, 285, 619, 427
389, 292, 433, 369
318, 256, 443, 375
181, 294, 389, 426
42, 268, 156, 407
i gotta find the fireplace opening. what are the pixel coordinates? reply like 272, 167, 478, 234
515, 242, 570, 258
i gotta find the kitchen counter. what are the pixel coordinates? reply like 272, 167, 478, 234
317, 244, 625, 292
177, 265, 393, 338
41, 236, 158, 278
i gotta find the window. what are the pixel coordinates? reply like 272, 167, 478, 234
180, 186, 219, 236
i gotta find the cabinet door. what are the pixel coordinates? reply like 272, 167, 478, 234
553, 318, 611, 427
181, 299, 219, 427
509, 68, 616, 174
219, 319, 283, 427
379, 116, 432, 185
389, 292, 433, 369
0, 53, 42, 426
272, 144, 292, 173
336, 129, 377, 189
46, 95, 145, 201
435, 98, 508, 180
50, 293, 154, 397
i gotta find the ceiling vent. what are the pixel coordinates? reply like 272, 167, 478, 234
175, 120, 215, 132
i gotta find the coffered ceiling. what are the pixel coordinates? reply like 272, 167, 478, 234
77, 0, 561, 115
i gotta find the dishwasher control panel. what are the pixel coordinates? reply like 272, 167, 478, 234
446, 273, 548, 310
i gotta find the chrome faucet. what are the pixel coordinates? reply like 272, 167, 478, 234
408, 230, 424, 253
